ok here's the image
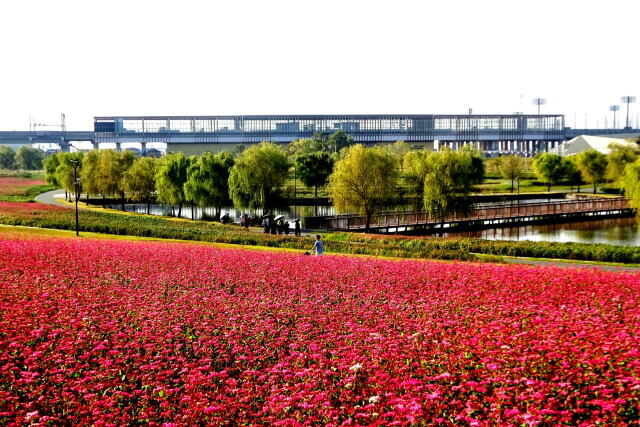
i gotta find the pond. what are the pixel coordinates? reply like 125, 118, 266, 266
447, 217, 640, 247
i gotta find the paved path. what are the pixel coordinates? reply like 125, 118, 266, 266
35, 189, 71, 207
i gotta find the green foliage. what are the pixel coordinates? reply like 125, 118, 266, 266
55, 152, 84, 197
155, 153, 191, 215
228, 142, 289, 214
295, 151, 334, 197
497, 155, 525, 193
328, 144, 398, 231
44, 152, 60, 186
15, 146, 45, 170
402, 149, 431, 204
184, 151, 234, 218
80, 150, 102, 199
423, 148, 481, 222
606, 143, 639, 183
0, 146, 16, 169
563, 156, 584, 191
576, 149, 608, 194
532, 153, 564, 191
123, 157, 158, 213
620, 159, 640, 215
327, 130, 354, 153
2, 203, 639, 264
99, 150, 135, 210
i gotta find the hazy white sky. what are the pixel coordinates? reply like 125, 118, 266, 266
0, 0, 638, 131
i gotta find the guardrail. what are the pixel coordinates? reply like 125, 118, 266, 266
325, 197, 631, 232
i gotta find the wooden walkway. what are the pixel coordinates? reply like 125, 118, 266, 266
325, 197, 633, 233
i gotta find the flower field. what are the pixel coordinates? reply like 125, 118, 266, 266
1, 235, 639, 425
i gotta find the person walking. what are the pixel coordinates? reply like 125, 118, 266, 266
293, 218, 301, 237
312, 234, 324, 256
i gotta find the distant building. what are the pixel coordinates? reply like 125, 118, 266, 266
551, 135, 637, 156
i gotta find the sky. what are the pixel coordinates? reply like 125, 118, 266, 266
0, 0, 639, 131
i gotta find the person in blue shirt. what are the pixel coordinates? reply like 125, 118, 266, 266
312, 234, 324, 256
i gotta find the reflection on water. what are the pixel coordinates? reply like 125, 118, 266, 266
449, 217, 640, 246
124, 204, 336, 221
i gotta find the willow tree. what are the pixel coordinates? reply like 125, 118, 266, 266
184, 151, 234, 219
98, 150, 135, 211
123, 156, 158, 214
228, 142, 289, 215
576, 149, 608, 194
621, 159, 640, 218
328, 144, 398, 232
155, 153, 191, 217
422, 148, 480, 227
532, 153, 564, 192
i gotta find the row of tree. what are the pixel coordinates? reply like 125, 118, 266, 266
486, 143, 639, 194
43, 136, 640, 231
0, 146, 46, 170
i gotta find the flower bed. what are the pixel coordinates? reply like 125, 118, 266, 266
0, 177, 55, 201
0, 235, 638, 424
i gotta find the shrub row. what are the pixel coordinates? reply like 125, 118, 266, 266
1, 202, 638, 263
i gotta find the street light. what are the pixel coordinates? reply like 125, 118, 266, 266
532, 98, 546, 115
609, 105, 620, 129
621, 96, 636, 129
69, 159, 80, 236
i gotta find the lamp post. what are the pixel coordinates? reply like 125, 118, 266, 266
69, 159, 80, 236
532, 98, 546, 116
609, 105, 619, 129
621, 96, 636, 129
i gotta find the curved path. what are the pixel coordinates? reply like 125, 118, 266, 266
35, 189, 72, 207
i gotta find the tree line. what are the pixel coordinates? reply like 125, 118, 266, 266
0, 146, 46, 170
43, 134, 640, 230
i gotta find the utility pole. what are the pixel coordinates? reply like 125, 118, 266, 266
621, 96, 636, 129
70, 159, 80, 236
609, 105, 619, 129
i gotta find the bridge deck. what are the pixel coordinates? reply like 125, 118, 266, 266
326, 197, 632, 233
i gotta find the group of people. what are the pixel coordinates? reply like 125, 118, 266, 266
218, 211, 322, 255
261, 214, 301, 237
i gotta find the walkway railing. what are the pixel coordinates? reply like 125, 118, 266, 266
325, 197, 631, 232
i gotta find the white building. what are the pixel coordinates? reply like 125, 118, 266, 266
551, 135, 637, 156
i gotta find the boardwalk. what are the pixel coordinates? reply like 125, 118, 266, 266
325, 197, 632, 233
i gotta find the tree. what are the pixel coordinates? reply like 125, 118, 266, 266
327, 130, 354, 154
498, 155, 525, 193
328, 144, 398, 232
576, 149, 608, 194
606, 143, 639, 184
563, 156, 584, 192
43, 152, 60, 185
296, 151, 334, 197
80, 150, 103, 204
55, 152, 84, 200
155, 153, 191, 217
98, 150, 135, 211
0, 146, 16, 169
228, 142, 289, 214
123, 157, 158, 214
620, 159, 640, 216
15, 146, 44, 170
402, 149, 431, 207
422, 148, 479, 226
532, 153, 564, 192
184, 151, 234, 219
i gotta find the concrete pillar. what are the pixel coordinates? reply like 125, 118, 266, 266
140, 142, 147, 156
59, 142, 70, 153
92, 142, 99, 151
115, 142, 122, 152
